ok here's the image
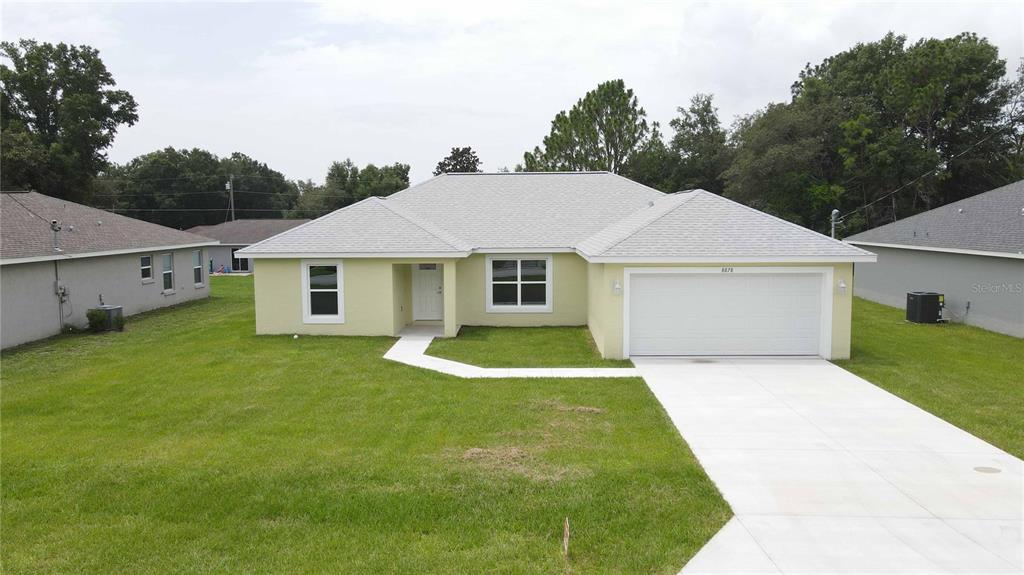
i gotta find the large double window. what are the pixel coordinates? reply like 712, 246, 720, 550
301, 260, 345, 324
486, 255, 552, 312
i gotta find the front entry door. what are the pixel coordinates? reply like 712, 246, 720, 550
412, 264, 443, 320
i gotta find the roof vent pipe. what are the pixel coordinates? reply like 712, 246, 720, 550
50, 219, 63, 252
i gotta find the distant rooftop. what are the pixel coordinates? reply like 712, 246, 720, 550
845, 180, 1024, 255
186, 218, 310, 245
1, 191, 216, 263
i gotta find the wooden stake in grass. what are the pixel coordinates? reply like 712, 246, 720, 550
562, 516, 570, 558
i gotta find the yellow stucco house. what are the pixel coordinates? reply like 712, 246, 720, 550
237, 172, 875, 360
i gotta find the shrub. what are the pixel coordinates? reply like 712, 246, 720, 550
86, 309, 107, 332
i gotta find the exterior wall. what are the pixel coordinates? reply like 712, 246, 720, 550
455, 253, 588, 327
252, 257, 458, 337
854, 246, 1024, 338
587, 262, 855, 360
1, 248, 210, 349
207, 245, 250, 273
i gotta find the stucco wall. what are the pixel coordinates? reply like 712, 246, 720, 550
586, 262, 607, 356
1, 248, 209, 349
455, 253, 588, 327
587, 262, 855, 360
252, 257, 458, 337
854, 246, 1023, 338
207, 245, 250, 273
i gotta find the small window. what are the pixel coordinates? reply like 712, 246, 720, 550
417, 263, 437, 270
486, 256, 552, 312
140, 255, 153, 280
302, 261, 344, 323
161, 253, 174, 292
192, 249, 203, 286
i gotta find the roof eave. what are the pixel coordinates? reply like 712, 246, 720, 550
238, 251, 472, 259
578, 252, 878, 264
845, 240, 1024, 260
0, 241, 221, 266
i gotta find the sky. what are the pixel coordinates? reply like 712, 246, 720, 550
3, 1, 1022, 184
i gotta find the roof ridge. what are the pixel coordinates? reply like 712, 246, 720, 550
701, 191, 875, 256
375, 197, 472, 251
579, 191, 700, 256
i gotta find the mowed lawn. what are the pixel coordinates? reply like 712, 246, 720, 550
427, 326, 633, 368
1, 276, 729, 574
836, 297, 1024, 459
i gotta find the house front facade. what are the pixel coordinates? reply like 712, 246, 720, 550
1, 192, 218, 349
239, 173, 875, 359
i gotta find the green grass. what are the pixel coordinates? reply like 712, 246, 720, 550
427, 326, 633, 368
836, 297, 1024, 459
1, 276, 729, 574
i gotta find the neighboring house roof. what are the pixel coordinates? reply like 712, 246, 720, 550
185, 218, 310, 245
844, 179, 1024, 257
239, 172, 873, 262
1, 191, 217, 265
577, 190, 875, 260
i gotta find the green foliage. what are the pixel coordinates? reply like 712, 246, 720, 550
286, 159, 410, 218
1, 39, 138, 202
85, 309, 107, 333
665, 94, 732, 193
433, 146, 482, 175
523, 79, 657, 173
723, 32, 1021, 233
96, 148, 297, 229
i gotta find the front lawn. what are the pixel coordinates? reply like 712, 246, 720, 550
1, 276, 728, 574
836, 297, 1024, 459
427, 325, 633, 368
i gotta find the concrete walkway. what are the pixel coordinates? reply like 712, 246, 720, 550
634, 357, 1023, 574
383, 325, 640, 378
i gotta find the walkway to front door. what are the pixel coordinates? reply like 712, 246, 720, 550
635, 357, 1021, 574
412, 264, 444, 320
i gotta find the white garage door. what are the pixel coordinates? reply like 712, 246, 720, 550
628, 271, 825, 356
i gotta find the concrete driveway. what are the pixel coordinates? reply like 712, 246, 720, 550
634, 357, 1023, 574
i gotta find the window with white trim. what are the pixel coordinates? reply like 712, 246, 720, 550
301, 260, 345, 323
140, 255, 153, 281
192, 249, 204, 286
485, 255, 552, 312
161, 253, 174, 292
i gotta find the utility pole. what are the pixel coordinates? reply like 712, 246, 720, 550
226, 175, 236, 221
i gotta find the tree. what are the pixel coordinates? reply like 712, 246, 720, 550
724, 32, 1021, 234
1, 39, 138, 201
97, 148, 297, 229
433, 146, 482, 175
286, 159, 410, 218
667, 94, 732, 193
523, 79, 657, 173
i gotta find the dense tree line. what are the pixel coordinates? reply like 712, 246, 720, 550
4, 33, 1021, 234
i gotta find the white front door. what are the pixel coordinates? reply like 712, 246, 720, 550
412, 264, 444, 320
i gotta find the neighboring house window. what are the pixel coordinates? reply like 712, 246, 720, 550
192, 249, 204, 286
161, 253, 174, 292
301, 260, 345, 324
140, 255, 153, 282
485, 255, 552, 312
231, 248, 249, 272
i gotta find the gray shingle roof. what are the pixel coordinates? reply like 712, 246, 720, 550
1, 192, 217, 263
844, 180, 1024, 255
238, 173, 873, 261
240, 196, 471, 255
578, 190, 874, 259
186, 219, 310, 245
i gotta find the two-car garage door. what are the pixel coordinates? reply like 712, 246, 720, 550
627, 271, 827, 356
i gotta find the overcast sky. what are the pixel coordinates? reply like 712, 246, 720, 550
3, 1, 1022, 184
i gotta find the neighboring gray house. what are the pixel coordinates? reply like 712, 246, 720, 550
186, 219, 309, 273
1, 192, 218, 349
845, 180, 1024, 337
